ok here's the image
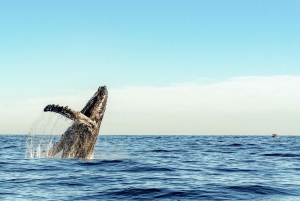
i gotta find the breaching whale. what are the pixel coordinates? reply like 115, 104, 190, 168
44, 86, 108, 159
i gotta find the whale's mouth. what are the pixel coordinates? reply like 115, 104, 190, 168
81, 86, 107, 118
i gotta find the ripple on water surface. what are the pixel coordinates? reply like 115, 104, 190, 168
0, 135, 300, 200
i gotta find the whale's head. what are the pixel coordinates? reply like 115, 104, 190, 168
81, 86, 108, 122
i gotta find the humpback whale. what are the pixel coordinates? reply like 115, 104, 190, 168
44, 86, 108, 159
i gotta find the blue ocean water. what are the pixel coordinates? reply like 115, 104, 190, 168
0, 135, 300, 200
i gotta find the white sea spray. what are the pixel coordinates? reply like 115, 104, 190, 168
25, 112, 73, 158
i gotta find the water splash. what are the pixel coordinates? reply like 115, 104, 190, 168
25, 112, 73, 158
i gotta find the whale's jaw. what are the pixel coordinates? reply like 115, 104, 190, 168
81, 86, 108, 121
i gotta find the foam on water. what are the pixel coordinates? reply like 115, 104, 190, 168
25, 112, 73, 158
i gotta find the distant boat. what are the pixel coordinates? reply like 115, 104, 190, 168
272, 134, 278, 138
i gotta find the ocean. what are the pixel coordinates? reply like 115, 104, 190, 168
1, 135, 300, 200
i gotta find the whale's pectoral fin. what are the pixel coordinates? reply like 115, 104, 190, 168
44, 104, 96, 127
44, 104, 78, 121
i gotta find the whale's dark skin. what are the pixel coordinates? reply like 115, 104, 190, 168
44, 86, 108, 159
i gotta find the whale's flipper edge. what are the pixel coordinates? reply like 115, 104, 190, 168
44, 104, 96, 128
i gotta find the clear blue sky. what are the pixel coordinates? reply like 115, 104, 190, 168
1, 1, 300, 134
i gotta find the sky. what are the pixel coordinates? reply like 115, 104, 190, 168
0, 0, 299, 135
